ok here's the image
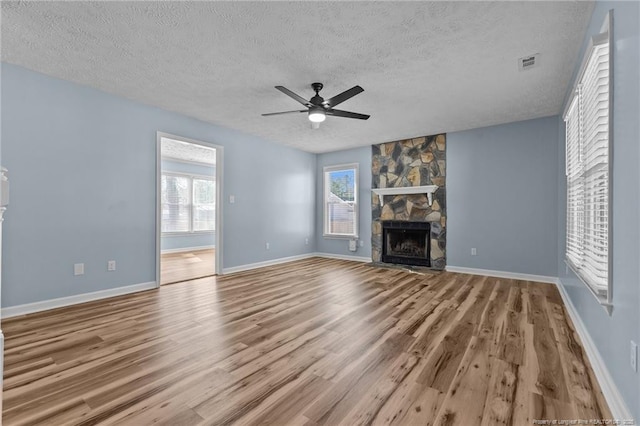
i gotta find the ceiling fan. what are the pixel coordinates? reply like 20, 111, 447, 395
262, 83, 370, 123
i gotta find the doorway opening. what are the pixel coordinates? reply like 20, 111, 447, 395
156, 133, 223, 286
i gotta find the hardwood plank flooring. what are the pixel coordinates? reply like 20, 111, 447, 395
2, 258, 611, 425
161, 249, 216, 285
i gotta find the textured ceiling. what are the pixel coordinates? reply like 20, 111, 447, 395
161, 137, 216, 165
1, 1, 594, 153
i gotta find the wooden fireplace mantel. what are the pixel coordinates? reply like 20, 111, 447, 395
372, 185, 438, 206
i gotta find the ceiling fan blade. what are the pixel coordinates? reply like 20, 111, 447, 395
324, 86, 364, 108
275, 86, 312, 107
326, 109, 370, 120
262, 110, 307, 116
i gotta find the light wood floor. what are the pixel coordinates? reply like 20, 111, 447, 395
2, 258, 611, 425
161, 248, 216, 285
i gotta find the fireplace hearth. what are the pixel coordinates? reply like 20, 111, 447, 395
381, 221, 431, 267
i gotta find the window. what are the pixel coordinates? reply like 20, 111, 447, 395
563, 13, 611, 302
161, 173, 215, 233
324, 164, 358, 238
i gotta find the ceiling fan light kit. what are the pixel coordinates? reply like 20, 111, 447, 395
263, 82, 370, 124
308, 106, 326, 123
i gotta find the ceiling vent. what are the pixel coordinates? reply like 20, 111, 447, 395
518, 53, 540, 71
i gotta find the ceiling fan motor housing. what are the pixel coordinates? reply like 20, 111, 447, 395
310, 83, 325, 106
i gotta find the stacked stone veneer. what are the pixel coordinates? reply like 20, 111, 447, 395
372, 134, 446, 270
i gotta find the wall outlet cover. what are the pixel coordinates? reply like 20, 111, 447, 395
631, 341, 638, 372
74, 263, 84, 276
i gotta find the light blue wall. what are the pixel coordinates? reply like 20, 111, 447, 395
447, 116, 559, 277
162, 234, 214, 252
557, 1, 639, 419
315, 146, 372, 258
1, 63, 316, 307
160, 159, 215, 251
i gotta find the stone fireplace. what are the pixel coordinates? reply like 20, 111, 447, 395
371, 134, 446, 270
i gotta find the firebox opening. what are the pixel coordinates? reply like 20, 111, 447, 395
381, 221, 431, 267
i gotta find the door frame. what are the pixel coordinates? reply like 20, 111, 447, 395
155, 132, 224, 288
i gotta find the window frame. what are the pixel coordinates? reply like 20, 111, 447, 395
161, 171, 216, 235
323, 163, 359, 239
562, 11, 613, 311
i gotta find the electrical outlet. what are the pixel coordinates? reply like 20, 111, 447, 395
74, 263, 84, 276
471, 248, 477, 256
265, 242, 270, 250
631, 341, 638, 372
359, 240, 364, 247
108, 260, 116, 271
229, 195, 235, 204
305, 238, 309, 245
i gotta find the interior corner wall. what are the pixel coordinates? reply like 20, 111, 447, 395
446, 116, 559, 277
315, 146, 372, 258
160, 159, 216, 252
0, 63, 316, 308
556, 1, 640, 419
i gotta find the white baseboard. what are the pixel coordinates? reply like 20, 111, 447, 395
445, 265, 557, 284
161, 245, 215, 254
221, 252, 371, 275
313, 252, 371, 263
222, 253, 316, 274
554, 279, 634, 422
1, 281, 157, 319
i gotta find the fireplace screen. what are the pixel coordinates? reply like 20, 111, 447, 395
381, 221, 431, 267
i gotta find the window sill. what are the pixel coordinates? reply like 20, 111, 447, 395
564, 259, 612, 315
323, 234, 359, 240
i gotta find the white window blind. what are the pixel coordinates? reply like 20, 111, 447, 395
193, 178, 216, 231
565, 97, 583, 269
324, 164, 359, 238
563, 26, 611, 297
161, 173, 215, 233
161, 174, 191, 233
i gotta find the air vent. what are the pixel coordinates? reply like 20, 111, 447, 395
518, 53, 540, 71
